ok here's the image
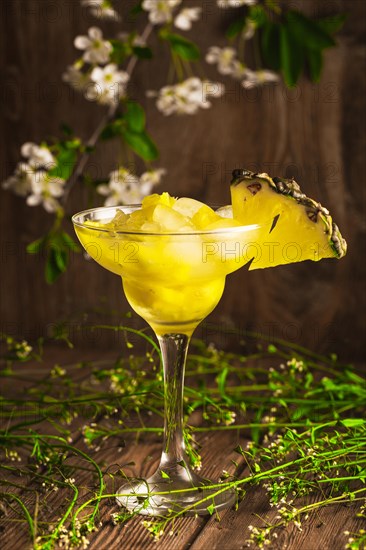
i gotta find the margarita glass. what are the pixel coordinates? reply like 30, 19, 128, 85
72, 204, 263, 516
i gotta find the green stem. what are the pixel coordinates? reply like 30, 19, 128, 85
0, 493, 34, 539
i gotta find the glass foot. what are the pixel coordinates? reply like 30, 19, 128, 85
116, 468, 236, 517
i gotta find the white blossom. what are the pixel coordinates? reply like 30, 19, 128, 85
62, 65, 92, 92
2, 163, 34, 197
26, 171, 65, 213
97, 168, 142, 206
206, 46, 238, 75
140, 168, 166, 194
74, 27, 112, 64
2, 142, 66, 212
217, 0, 257, 8
148, 77, 224, 116
241, 69, 279, 89
81, 0, 120, 21
142, 0, 182, 25
87, 64, 130, 106
174, 7, 201, 31
21, 142, 56, 169
97, 167, 166, 205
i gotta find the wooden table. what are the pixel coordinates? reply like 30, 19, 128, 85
0, 346, 364, 550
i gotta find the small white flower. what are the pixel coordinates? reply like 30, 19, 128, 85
150, 77, 224, 116
140, 168, 166, 194
217, 0, 257, 8
2, 143, 58, 202
142, 0, 182, 25
27, 171, 66, 213
74, 27, 112, 64
87, 64, 130, 106
64, 477, 76, 485
241, 69, 279, 89
206, 46, 237, 75
62, 65, 92, 92
97, 168, 141, 206
174, 7, 201, 31
81, 0, 120, 21
21, 142, 55, 169
2, 163, 34, 196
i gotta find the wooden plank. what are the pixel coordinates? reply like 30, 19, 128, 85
0, 348, 118, 549
1, 347, 365, 549
0, 428, 247, 549
189, 481, 365, 550
87, 430, 247, 550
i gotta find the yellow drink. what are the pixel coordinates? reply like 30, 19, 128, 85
75, 210, 260, 335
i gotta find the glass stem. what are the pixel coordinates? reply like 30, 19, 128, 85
158, 333, 190, 473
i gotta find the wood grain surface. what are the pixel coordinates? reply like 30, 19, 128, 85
0, 347, 364, 550
0, 0, 365, 358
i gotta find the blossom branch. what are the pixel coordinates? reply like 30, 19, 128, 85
61, 23, 154, 206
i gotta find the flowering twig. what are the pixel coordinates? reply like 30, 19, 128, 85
61, 23, 154, 206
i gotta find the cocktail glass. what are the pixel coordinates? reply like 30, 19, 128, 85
72, 205, 263, 517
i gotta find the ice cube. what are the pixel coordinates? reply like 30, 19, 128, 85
152, 204, 194, 232
216, 205, 233, 219
173, 197, 207, 218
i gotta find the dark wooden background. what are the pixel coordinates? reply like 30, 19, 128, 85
0, 0, 365, 359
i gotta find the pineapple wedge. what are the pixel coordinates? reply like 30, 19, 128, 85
230, 169, 347, 270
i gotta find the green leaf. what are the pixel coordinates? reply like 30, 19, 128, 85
163, 32, 200, 61
280, 23, 304, 87
341, 419, 365, 428
307, 48, 323, 83
54, 249, 68, 273
60, 231, 81, 253
125, 101, 145, 133
286, 10, 336, 50
64, 138, 81, 150
216, 367, 228, 396
110, 39, 129, 64
226, 17, 247, 40
101, 117, 125, 140
132, 46, 153, 59
316, 14, 347, 35
27, 237, 45, 254
48, 144, 78, 180
345, 370, 366, 385
261, 21, 281, 71
121, 128, 158, 161
206, 503, 215, 515
248, 5, 267, 28
45, 249, 63, 284
160, 470, 170, 479
292, 407, 309, 421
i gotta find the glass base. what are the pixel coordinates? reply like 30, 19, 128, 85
116, 468, 236, 517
